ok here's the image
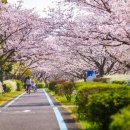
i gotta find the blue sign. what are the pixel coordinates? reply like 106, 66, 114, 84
85, 70, 96, 81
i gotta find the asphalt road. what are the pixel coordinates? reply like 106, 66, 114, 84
0, 89, 78, 130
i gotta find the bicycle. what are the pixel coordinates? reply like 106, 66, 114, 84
26, 85, 31, 94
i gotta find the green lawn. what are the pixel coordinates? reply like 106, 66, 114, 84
0, 91, 24, 106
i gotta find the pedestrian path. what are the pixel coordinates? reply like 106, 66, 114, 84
0, 89, 78, 130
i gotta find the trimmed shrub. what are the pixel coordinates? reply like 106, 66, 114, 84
86, 88, 130, 130
75, 82, 130, 130
109, 106, 130, 130
37, 82, 44, 88
0, 82, 3, 93
54, 82, 75, 101
55, 84, 64, 95
76, 86, 110, 116
48, 80, 66, 91
15, 80, 23, 91
76, 82, 122, 114
5, 85, 11, 92
3, 84, 7, 92
49, 81, 75, 102
75, 82, 124, 91
3, 80, 17, 92
111, 80, 126, 85
62, 82, 75, 102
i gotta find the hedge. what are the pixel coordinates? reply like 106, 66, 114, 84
86, 89, 130, 130
75, 82, 130, 130
0, 82, 3, 93
55, 84, 64, 95
37, 82, 45, 88
48, 80, 66, 91
62, 82, 75, 101
109, 105, 130, 130
15, 80, 23, 91
3, 80, 17, 92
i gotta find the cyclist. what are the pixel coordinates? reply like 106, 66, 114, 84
26, 76, 32, 94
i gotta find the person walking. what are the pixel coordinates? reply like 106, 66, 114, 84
32, 81, 37, 93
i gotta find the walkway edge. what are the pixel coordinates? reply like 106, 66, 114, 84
43, 89, 68, 130
2, 92, 26, 109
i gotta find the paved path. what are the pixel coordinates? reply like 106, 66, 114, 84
0, 89, 78, 130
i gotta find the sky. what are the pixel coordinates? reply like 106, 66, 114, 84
8, 0, 60, 16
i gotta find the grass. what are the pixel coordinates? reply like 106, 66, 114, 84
0, 91, 24, 106
46, 88, 76, 105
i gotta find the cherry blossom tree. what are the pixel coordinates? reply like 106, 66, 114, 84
68, 0, 130, 69
43, 1, 127, 79
1, 0, 130, 82
0, 2, 55, 81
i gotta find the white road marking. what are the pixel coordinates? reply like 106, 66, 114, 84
2, 92, 26, 109
43, 89, 68, 130
23, 110, 31, 113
